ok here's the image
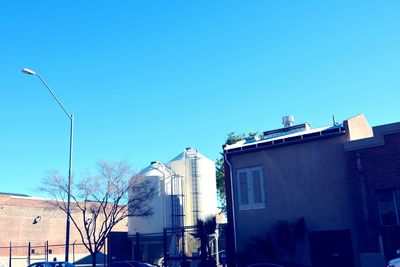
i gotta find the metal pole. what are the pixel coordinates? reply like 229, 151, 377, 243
28, 242, 31, 266
36, 73, 73, 262
45, 241, 48, 262
163, 229, 167, 267
215, 227, 219, 266
135, 232, 140, 260
181, 227, 185, 263
103, 239, 106, 267
22, 69, 74, 263
9, 242, 12, 267
73, 241, 76, 263
65, 114, 74, 262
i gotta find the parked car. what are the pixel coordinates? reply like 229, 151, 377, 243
110, 261, 158, 267
388, 258, 400, 267
388, 249, 400, 267
28, 262, 75, 267
247, 264, 283, 267
247, 262, 308, 267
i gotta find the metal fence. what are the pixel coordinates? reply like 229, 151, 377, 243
163, 225, 226, 267
0, 241, 107, 267
129, 224, 226, 267
1, 224, 226, 267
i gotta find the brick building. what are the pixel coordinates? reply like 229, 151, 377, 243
0, 193, 127, 267
345, 122, 400, 266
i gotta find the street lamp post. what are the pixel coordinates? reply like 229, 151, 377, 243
22, 68, 74, 262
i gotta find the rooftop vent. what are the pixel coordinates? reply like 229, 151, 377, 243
282, 115, 294, 128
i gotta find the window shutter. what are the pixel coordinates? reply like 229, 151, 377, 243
239, 171, 249, 206
252, 169, 262, 204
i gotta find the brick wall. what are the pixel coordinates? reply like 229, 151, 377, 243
0, 194, 127, 257
347, 131, 400, 259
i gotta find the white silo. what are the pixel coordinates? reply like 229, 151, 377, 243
128, 161, 184, 235
167, 147, 218, 226
128, 147, 217, 234
127, 148, 218, 262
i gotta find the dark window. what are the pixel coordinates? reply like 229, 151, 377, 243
377, 189, 400, 226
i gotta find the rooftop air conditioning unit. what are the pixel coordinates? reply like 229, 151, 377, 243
282, 115, 294, 128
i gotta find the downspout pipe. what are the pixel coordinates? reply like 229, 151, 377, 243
224, 152, 237, 267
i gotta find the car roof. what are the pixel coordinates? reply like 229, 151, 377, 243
31, 262, 68, 264
29, 262, 74, 266
389, 258, 400, 264
111, 262, 155, 267
247, 264, 284, 267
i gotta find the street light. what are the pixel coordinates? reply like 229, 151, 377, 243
32, 215, 42, 224
22, 68, 74, 262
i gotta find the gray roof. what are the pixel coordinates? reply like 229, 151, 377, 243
224, 123, 345, 153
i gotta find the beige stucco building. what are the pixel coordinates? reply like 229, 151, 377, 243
223, 115, 374, 267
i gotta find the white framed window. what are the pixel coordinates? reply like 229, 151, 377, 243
236, 166, 265, 210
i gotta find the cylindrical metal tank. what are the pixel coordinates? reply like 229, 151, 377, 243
167, 147, 218, 226
128, 162, 174, 235
128, 148, 218, 236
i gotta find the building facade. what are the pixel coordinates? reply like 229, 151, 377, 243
345, 122, 400, 266
0, 193, 127, 267
223, 114, 376, 267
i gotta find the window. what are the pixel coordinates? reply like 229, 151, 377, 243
236, 166, 265, 210
377, 189, 400, 226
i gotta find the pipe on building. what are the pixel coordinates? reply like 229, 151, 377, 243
224, 153, 238, 260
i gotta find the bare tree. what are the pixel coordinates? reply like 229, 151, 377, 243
39, 161, 157, 267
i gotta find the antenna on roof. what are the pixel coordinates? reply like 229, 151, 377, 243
332, 115, 336, 125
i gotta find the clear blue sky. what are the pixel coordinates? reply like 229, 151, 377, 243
1, 1, 399, 197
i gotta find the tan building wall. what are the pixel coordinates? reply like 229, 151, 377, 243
229, 134, 357, 265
